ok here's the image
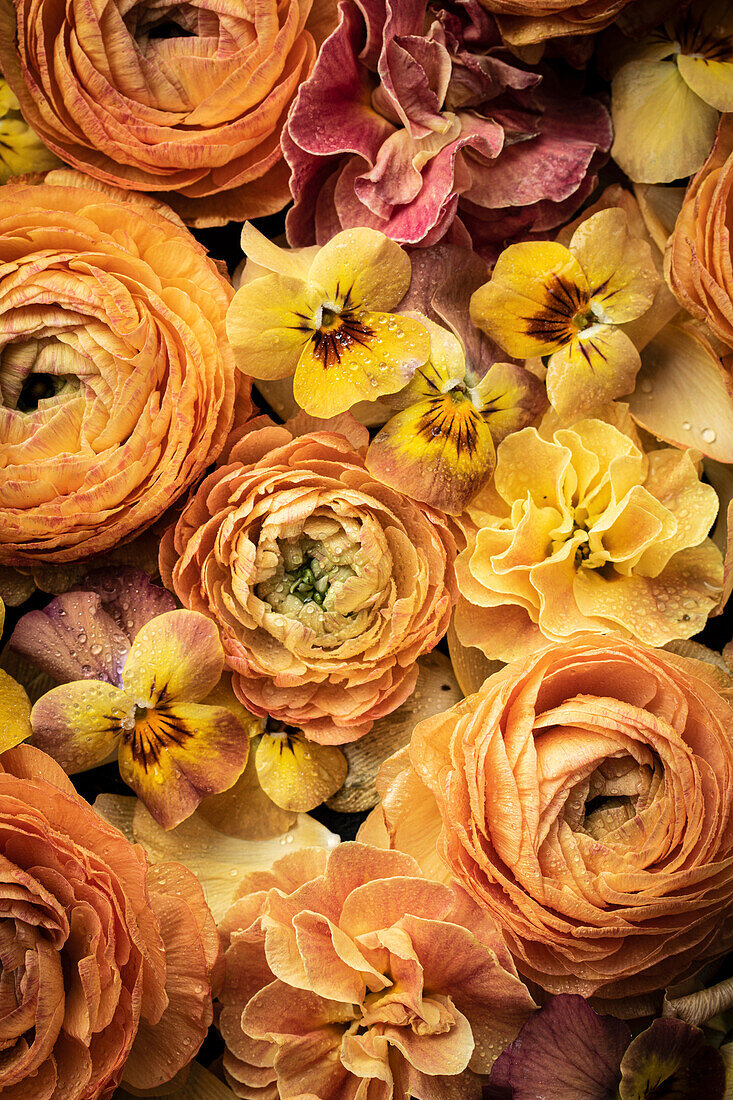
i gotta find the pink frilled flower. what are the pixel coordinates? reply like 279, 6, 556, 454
284, 0, 612, 259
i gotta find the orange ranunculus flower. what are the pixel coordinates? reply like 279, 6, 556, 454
159, 419, 457, 744
667, 116, 733, 350
0, 743, 219, 1098
477, 0, 634, 45
0, 0, 328, 226
0, 170, 249, 566
218, 843, 536, 1100
368, 637, 733, 1013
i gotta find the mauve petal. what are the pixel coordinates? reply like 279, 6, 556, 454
80, 568, 176, 644
11, 593, 130, 686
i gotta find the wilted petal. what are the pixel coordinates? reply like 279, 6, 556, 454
31, 679, 128, 772
122, 611, 225, 708
255, 731, 348, 812
546, 325, 641, 418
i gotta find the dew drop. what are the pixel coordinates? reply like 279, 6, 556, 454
90, 643, 103, 656
682, 421, 691, 431
702, 427, 717, 444
639, 378, 653, 394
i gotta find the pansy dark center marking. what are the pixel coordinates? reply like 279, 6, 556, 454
310, 311, 374, 369
673, 10, 733, 62
521, 273, 592, 343
123, 706, 193, 771
415, 392, 483, 456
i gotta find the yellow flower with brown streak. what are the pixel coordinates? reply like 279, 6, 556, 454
365, 316, 546, 516
453, 412, 723, 662
0, 597, 32, 750
0, 77, 58, 182
226, 224, 431, 418
30, 610, 253, 829
470, 208, 660, 418
610, 0, 733, 184
218, 842, 536, 1100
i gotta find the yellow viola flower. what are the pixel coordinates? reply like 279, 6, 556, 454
470, 208, 659, 419
611, 0, 733, 183
0, 596, 32, 751
365, 317, 546, 515
0, 78, 58, 182
226, 224, 431, 418
30, 610, 253, 830
254, 728, 348, 812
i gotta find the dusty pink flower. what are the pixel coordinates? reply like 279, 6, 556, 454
218, 843, 536, 1099
284, 0, 611, 259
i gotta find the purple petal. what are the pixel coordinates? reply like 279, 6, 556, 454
79, 567, 176, 643
619, 1019, 725, 1100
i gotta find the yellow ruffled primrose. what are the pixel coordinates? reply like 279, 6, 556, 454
0, 598, 32, 750
365, 316, 546, 515
470, 208, 659, 419
30, 610, 255, 830
454, 412, 724, 663
0, 77, 58, 182
611, 0, 733, 183
225, 224, 431, 418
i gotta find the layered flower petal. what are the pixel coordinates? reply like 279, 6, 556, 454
122, 611, 225, 707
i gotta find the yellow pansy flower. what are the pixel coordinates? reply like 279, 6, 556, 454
470, 208, 659, 419
611, 0, 733, 183
0, 78, 58, 182
226, 224, 431, 418
0, 597, 32, 750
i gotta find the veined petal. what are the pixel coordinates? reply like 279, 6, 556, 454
118, 702, 250, 830
0, 669, 32, 751
472, 362, 547, 445
611, 59, 719, 183
122, 610, 225, 708
470, 242, 589, 359
546, 325, 641, 419
365, 393, 496, 515
240, 222, 318, 283
677, 55, 733, 112
292, 311, 430, 418
226, 274, 318, 380
308, 228, 413, 312
569, 208, 660, 324
31, 680, 128, 772
255, 732, 348, 812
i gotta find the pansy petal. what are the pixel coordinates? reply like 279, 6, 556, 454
619, 1018, 726, 1100
546, 325, 641, 419
255, 732, 348, 812
10, 592, 130, 686
308, 228, 413, 312
611, 59, 720, 183
118, 701, 250, 830
0, 669, 32, 751
292, 311, 430, 418
122, 610, 224, 708
366, 395, 495, 515
628, 323, 733, 463
82, 568, 176, 643
677, 56, 733, 113
569, 208, 660, 324
470, 242, 589, 359
240, 222, 318, 283
472, 362, 547, 445
226, 274, 318, 381
31, 680, 128, 772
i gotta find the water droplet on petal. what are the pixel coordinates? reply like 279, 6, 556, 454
702, 427, 716, 444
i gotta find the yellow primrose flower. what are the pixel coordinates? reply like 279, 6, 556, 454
30, 610, 253, 830
611, 0, 733, 183
470, 208, 659, 419
365, 317, 546, 515
0, 78, 58, 182
225, 224, 431, 418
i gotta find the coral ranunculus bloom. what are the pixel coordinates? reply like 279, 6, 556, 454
218, 843, 536, 1099
0, 743, 219, 1097
159, 420, 457, 744
667, 116, 733, 350
370, 638, 733, 1012
0, 0, 328, 225
0, 171, 247, 566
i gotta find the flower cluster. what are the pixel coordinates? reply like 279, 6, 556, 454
1, 0, 733, 1097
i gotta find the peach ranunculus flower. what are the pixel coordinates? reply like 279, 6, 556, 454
159, 419, 457, 744
0, 170, 248, 567
218, 842, 536, 1099
453, 411, 723, 663
0, 0, 330, 226
667, 116, 733, 350
0, 743, 220, 1097
478, 0, 635, 46
365, 637, 733, 1013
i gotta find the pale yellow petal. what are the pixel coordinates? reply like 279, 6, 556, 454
0, 669, 32, 752
677, 55, 733, 113
308, 227, 413, 312
226, 274, 317, 380
569, 208, 660, 324
240, 222, 317, 282
546, 325, 641, 419
255, 731, 347, 812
